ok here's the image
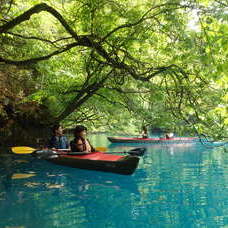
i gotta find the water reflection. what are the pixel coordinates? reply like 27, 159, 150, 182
0, 149, 140, 227
1, 136, 228, 227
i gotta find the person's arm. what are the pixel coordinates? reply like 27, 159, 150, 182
64, 136, 70, 149
70, 140, 87, 153
87, 139, 96, 152
49, 136, 57, 149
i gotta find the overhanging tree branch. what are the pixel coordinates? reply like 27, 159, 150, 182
0, 2, 192, 124
5, 31, 73, 47
6, 32, 61, 48
0, 2, 188, 83
0, 42, 80, 65
104, 87, 151, 94
54, 69, 114, 122
101, 3, 189, 42
0, 3, 79, 40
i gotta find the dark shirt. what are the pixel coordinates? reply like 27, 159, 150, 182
49, 135, 69, 149
70, 137, 95, 152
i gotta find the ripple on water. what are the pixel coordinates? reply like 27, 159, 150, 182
1, 139, 228, 227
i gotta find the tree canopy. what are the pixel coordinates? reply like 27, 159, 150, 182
0, 0, 227, 139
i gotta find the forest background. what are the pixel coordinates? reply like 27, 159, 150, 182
0, 0, 227, 144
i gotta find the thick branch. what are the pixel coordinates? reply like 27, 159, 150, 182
0, 3, 79, 40
0, 3, 183, 82
104, 87, 151, 94
54, 70, 113, 122
54, 89, 98, 123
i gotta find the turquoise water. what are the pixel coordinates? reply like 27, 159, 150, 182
1, 134, 228, 227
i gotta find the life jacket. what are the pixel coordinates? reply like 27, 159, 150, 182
70, 137, 94, 152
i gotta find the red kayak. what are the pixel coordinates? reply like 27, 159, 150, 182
107, 136, 199, 144
44, 151, 140, 175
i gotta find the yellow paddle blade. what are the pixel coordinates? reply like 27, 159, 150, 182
95, 147, 107, 152
11, 146, 36, 154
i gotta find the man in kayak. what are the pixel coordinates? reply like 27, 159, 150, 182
49, 124, 69, 149
70, 125, 96, 153
141, 126, 148, 138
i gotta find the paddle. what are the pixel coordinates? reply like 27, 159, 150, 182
11, 146, 145, 157
11, 146, 70, 154
96, 146, 145, 156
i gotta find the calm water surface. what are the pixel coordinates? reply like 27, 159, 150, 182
0, 134, 228, 228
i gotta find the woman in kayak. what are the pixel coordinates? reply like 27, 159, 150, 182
70, 125, 96, 153
49, 124, 69, 149
165, 132, 174, 139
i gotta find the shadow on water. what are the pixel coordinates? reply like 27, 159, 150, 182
0, 146, 142, 227
0, 147, 140, 192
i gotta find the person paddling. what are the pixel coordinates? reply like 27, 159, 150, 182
70, 125, 96, 153
49, 124, 69, 149
165, 132, 174, 139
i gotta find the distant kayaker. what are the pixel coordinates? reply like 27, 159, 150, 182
142, 126, 148, 138
165, 132, 174, 139
70, 125, 96, 153
49, 124, 69, 149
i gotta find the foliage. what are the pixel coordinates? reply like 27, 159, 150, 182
0, 0, 227, 139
